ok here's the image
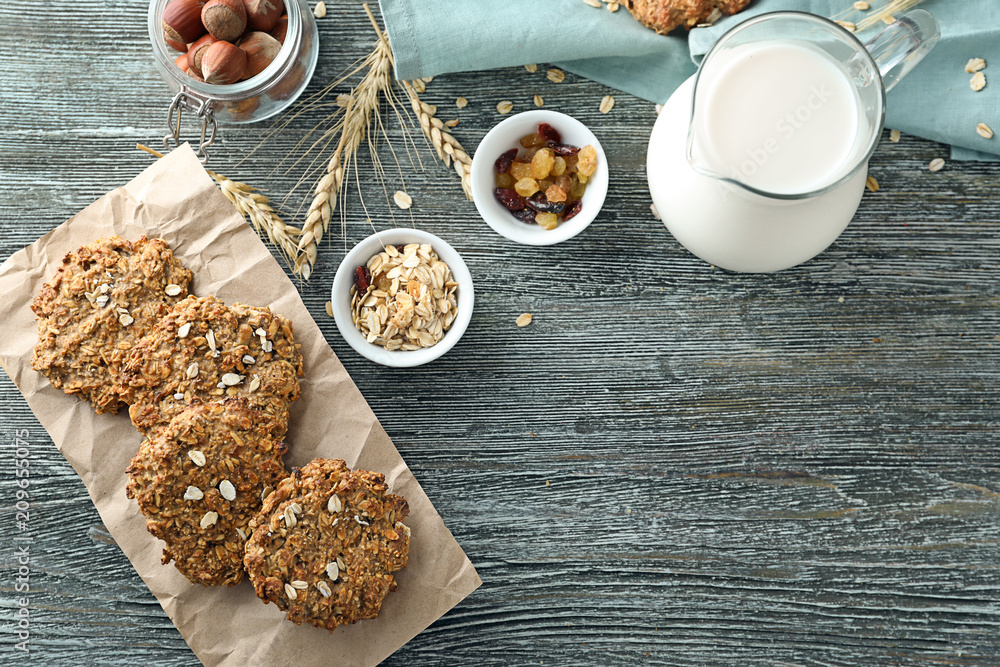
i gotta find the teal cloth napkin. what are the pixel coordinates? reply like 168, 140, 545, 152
379, 0, 999, 159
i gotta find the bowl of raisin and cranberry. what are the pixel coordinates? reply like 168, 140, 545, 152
471, 110, 608, 246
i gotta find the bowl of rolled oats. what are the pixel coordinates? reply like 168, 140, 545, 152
471, 109, 608, 246
331, 229, 474, 367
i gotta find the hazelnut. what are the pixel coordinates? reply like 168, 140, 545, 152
201, 40, 247, 84
174, 53, 191, 74
270, 14, 287, 44
202, 0, 247, 42
186, 34, 218, 76
242, 0, 283, 32
162, 0, 206, 44
238, 31, 281, 78
188, 67, 206, 83
165, 35, 188, 53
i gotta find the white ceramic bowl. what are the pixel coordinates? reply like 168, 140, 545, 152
331, 229, 474, 367
470, 110, 609, 246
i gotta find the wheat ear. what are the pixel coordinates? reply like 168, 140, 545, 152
402, 80, 473, 200
296, 5, 392, 279
137, 144, 300, 266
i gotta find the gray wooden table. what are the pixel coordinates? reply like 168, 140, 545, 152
2, 1, 999, 665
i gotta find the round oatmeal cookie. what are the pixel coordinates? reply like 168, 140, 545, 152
117, 295, 304, 436
623, 0, 751, 34
31, 235, 193, 414
244, 458, 410, 631
126, 398, 289, 587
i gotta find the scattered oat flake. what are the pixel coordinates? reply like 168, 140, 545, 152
836, 20, 856, 31
965, 58, 986, 73
582, 0, 601, 7
173, 392, 184, 400
248, 374, 261, 392
326, 562, 340, 580
219, 480, 236, 501
971, 71, 986, 91
838, 296, 845, 303
853, 0, 869, 8
236, 528, 246, 540
177, 322, 191, 338
607, 1, 619, 11
650, 203, 660, 220
164, 284, 182, 296
185, 362, 199, 379
516, 313, 533, 328
865, 175, 879, 192
547, 68, 566, 83
317, 581, 332, 597
445, 118, 460, 127
183, 485, 203, 501
456, 96, 468, 109
284, 583, 297, 600
929, 158, 946, 172
496, 100, 513, 115
393, 191, 413, 209
524, 63, 538, 73
313, 1, 325, 18
533, 94, 544, 107
221, 373, 242, 386
243, 354, 255, 364
118, 314, 134, 326
889, 129, 901, 143
200, 511, 218, 529
328, 494, 342, 513
188, 450, 207, 467
599, 95, 615, 114
324, 301, 334, 318
977, 122, 994, 139
291, 580, 309, 590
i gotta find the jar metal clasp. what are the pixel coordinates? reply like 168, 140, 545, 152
164, 88, 219, 164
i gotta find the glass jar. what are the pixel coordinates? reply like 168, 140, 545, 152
147, 0, 319, 160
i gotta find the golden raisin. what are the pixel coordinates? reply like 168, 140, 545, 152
570, 175, 587, 198
538, 179, 553, 191
520, 133, 545, 148
552, 156, 567, 176
535, 212, 559, 230
545, 184, 567, 202
530, 148, 555, 179
577, 144, 598, 177
514, 178, 540, 197
495, 172, 514, 188
510, 161, 532, 180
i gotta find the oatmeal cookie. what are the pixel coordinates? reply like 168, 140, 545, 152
623, 0, 751, 34
126, 398, 289, 587
31, 236, 193, 413
117, 295, 304, 436
244, 458, 410, 631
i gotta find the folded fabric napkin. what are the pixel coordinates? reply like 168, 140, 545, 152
379, 0, 999, 159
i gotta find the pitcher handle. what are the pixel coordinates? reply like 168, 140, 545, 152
863, 9, 940, 92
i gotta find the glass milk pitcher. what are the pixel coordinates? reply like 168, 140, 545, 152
646, 10, 940, 272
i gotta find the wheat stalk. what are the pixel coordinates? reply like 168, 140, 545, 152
137, 144, 300, 266
294, 5, 393, 280
402, 80, 473, 200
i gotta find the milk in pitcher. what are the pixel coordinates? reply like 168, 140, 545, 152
689, 40, 865, 195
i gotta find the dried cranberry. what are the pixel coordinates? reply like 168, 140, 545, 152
494, 187, 526, 210
562, 199, 582, 222
537, 122, 561, 144
510, 208, 537, 224
547, 141, 580, 156
353, 266, 371, 292
495, 148, 518, 174
395, 244, 406, 253
525, 193, 566, 215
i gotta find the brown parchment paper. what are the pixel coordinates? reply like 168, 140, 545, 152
0, 144, 481, 666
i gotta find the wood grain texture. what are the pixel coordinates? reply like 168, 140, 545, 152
1, 0, 999, 665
